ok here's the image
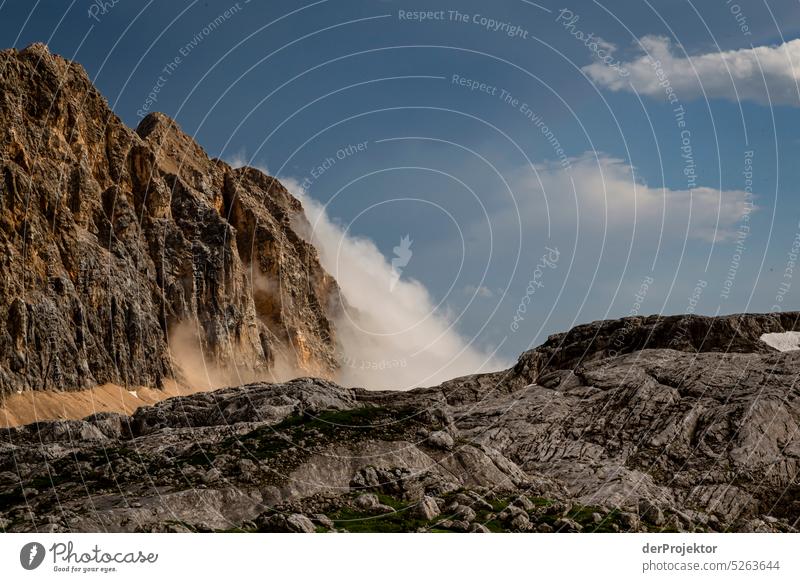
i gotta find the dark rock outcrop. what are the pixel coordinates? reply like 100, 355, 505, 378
0, 43, 339, 395
2, 312, 799, 533
514, 311, 800, 385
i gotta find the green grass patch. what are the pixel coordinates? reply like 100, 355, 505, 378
329, 507, 430, 533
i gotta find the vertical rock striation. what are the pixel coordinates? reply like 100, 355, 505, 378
0, 43, 339, 395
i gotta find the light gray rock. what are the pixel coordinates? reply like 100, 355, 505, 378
286, 514, 316, 533
354, 494, 380, 510
452, 505, 477, 523
509, 513, 531, 531
553, 518, 582, 533
511, 496, 534, 512
353, 493, 393, 514
201, 468, 221, 484
499, 505, 527, 523
312, 514, 335, 530
428, 431, 455, 450
639, 499, 665, 526
411, 496, 441, 520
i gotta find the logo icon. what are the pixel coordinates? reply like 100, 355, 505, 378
20, 542, 46, 570
389, 235, 413, 291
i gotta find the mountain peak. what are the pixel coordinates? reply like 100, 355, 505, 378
0, 47, 340, 396
20, 41, 51, 57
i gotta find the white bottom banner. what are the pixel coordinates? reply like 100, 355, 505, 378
1, 533, 798, 581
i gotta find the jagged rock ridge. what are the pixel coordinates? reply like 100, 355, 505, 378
1, 312, 799, 533
0, 43, 340, 395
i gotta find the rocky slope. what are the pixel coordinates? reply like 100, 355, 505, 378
1, 44, 799, 534
0, 43, 339, 396
2, 312, 799, 533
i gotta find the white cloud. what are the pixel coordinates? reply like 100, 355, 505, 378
281, 178, 509, 390
225, 149, 258, 172
463, 285, 496, 298
225, 158, 508, 388
516, 153, 753, 243
584, 36, 800, 106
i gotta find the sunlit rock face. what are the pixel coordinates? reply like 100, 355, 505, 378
0, 43, 340, 396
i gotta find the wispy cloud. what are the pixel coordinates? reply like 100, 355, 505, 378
584, 36, 800, 106
463, 284, 496, 298
513, 153, 753, 243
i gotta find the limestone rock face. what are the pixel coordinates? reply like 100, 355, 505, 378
2, 44, 799, 534
0, 44, 339, 395
514, 312, 800, 384
2, 312, 799, 533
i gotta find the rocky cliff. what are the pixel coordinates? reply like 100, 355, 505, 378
1, 44, 799, 534
0, 44, 339, 396
2, 312, 799, 533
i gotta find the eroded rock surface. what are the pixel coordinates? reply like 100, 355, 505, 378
0, 43, 339, 395
1, 44, 799, 533
2, 312, 799, 533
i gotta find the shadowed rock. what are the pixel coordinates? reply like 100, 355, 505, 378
2, 44, 799, 534
0, 44, 340, 395
2, 312, 799, 533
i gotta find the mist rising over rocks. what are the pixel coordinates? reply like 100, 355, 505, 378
284, 180, 509, 390
2, 312, 799, 533
0, 43, 505, 401
2, 45, 800, 535
0, 43, 341, 397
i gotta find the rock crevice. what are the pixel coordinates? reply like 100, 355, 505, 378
0, 44, 340, 395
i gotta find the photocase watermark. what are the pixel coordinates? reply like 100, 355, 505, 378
451, 74, 570, 169
87, 0, 122, 22
555, 8, 629, 78
450, 73, 499, 97
676, 107, 698, 191
669, 279, 707, 349
726, 0, 753, 37
649, 57, 680, 107
18, 541, 158, 574
771, 221, 800, 312
137, 1, 249, 118
629, 276, 653, 316
510, 247, 560, 332
340, 352, 408, 371
20, 542, 46, 570
505, 91, 570, 169
299, 141, 369, 191
449, 10, 530, 39
644, 54, 699, 192
390, 235, 413, 291
397, 9, 530, 39
607, 275, 654, 357
720, 150, 755, 300
685, 279, 707, 315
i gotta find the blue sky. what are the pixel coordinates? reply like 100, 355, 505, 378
3, 0, 800, 370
